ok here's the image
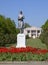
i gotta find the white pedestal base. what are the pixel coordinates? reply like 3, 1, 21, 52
16, 33, 26, 48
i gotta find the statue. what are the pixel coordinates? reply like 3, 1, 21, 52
16, 11, 26, 48
18, 11, 24, 33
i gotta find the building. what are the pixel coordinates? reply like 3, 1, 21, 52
24, 26, 42, 39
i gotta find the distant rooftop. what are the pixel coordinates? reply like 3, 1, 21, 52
24, 26, 42, 30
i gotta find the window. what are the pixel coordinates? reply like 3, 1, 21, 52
31, 30, 36, 33
27, 30, 30, 33
37, 30, 40, 33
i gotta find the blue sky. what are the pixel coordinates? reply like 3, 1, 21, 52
0, 0, 48, 27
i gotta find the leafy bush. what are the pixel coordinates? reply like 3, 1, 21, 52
26, 35, 29, 39
0, 15, 17, 46
0, 33, 17, 47
40, 20, 48, 48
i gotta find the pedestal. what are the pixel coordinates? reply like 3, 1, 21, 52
16, 33, 26, 48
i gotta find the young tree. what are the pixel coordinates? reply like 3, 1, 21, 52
40, 20, 48, 48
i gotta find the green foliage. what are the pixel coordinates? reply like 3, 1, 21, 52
24, 23, 31, 28
0, 52, 48, 61
0, 33, 17, 46
42, 20, 48, 30
16, 28, 20, 34
40, 20, 48, 48
0, 15, 17, 46
26, 35, 29, 39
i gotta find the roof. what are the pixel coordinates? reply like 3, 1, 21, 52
24, 26, 42, 30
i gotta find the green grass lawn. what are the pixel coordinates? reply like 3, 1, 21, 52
26, 38, 47, 49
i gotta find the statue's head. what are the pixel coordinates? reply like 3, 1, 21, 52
20, 11, 23, 14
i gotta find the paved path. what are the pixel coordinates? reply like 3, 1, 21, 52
0, 61, 48, 65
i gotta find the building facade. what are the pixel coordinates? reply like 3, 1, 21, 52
24, 27, 42, 39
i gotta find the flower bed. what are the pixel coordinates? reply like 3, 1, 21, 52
0, 47, 48, 61
0, 47, 48, 54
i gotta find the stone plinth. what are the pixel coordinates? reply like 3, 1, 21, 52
16, 33, 26, 48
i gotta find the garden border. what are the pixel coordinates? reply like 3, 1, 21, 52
0, 61, 48, 65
